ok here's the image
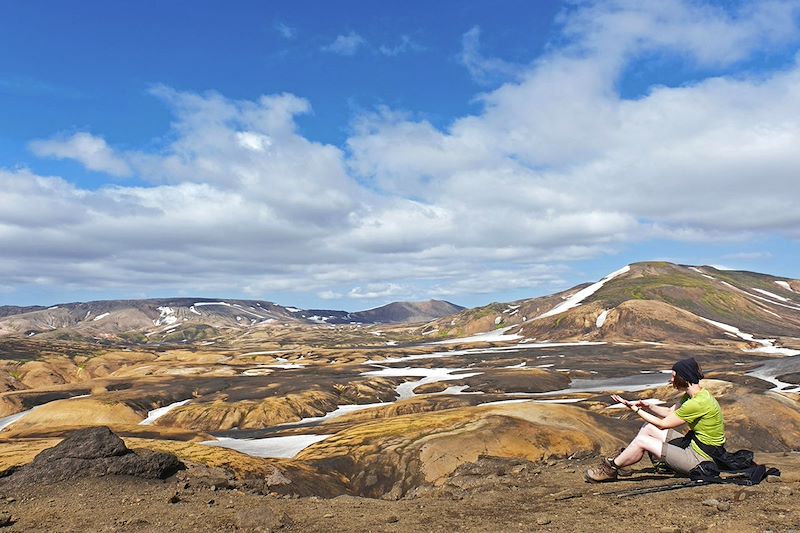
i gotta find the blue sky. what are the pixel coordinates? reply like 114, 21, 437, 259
2, 0, 800, 310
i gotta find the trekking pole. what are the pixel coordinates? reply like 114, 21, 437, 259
610, 479, 707, 497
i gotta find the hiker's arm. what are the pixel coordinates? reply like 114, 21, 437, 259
630, 407, 685, 430
636, 399, 681, 417
642, 403, 673, 417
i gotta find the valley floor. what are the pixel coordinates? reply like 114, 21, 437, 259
1, 452, 798, 533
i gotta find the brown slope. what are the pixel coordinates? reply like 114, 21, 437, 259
296, 402, 625, 499
518, 299, 731, 344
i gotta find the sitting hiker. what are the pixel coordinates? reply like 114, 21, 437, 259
586, 357, 724, 482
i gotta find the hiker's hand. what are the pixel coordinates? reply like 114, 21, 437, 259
611, 394, 629, 405
632, 400, 647, 409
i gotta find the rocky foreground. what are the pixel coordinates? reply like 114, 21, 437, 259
0, 436, 797, 532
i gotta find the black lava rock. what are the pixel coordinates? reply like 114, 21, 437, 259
2, 426, 183, 485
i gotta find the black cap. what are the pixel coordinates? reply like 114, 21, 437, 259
672, 357, 703, 384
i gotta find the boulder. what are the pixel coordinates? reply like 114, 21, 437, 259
2, 426, 182, 484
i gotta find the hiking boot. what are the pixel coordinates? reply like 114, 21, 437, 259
585, 457, 619, 483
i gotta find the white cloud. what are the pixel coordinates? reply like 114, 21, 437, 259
29, 132, 132, 177
348, 283, 407, 300
317, 290, 343, 300
351, 1, 800, 241
236, 131, 272, 152
8, 0, 800, 307
275, 22, 296, 39
560, 0, 800, 67
322, 31, 366, 55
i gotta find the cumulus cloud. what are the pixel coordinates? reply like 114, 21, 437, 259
6, 0, 800, 307
29, 132, 132, 177
351, 1, 800, 240
560, 0, 800, 67
322, 31, 366, 55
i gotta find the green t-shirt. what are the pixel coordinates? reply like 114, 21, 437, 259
675, 389, 725, 460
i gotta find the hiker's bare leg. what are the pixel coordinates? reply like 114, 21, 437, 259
639, 422, 669, 443
613, 424, 668, 467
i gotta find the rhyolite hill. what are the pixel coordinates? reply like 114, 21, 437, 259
421, 261, 800, 345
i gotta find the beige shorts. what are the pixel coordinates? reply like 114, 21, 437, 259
661, 429, 707, 474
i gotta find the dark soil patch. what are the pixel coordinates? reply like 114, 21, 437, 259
776, 372, 800, 385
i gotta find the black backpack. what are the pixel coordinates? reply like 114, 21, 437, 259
670, 433, 781, 485
688, 460, 779, 485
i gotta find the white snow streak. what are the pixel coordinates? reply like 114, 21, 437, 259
290, 402, 393, 426
200, 434, 332, 458
433, 325, 522, 345
362, 367, 482, 400
747, 366, 800, 394
719, 281, 800, 312
752, 288, 790, 302
140, 399, 192, 425
699, 317, 800, 356
596, 309, 609, 328
154, 306, 178, 326
537, 265, 630, 319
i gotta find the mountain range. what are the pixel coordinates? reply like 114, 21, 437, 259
0, 298, 464, 340
1, 261, 799, 349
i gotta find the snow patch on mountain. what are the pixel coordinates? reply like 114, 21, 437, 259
719, 281, 800, 312
433, 325, 522, 345
752, 288, 790, 302
699, 316, 800, 356
193, 301, 231, 307
140, 399, 192, 425
200, 434, 332, 459
689, 267, 715, 280
596, 309, 609, 328
537, 265, 630, 319
154, 306, 177, 326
